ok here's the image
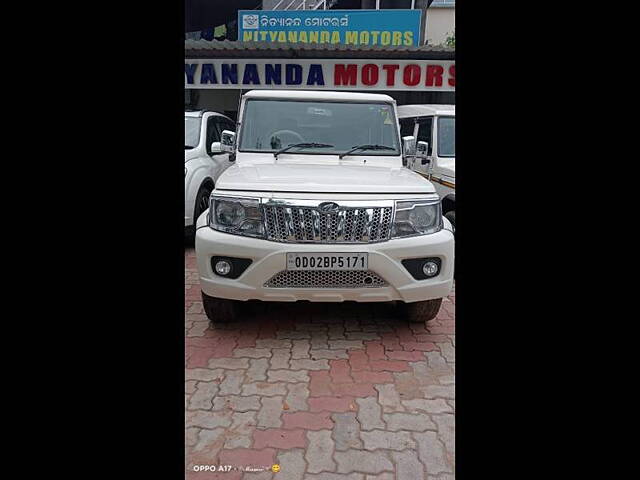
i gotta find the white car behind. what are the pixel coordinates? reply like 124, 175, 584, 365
185, 110, 235, 237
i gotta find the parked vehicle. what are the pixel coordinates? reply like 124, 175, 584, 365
398, 105, 455, 230
195, 90, 454, 325
185, 110, 236, 237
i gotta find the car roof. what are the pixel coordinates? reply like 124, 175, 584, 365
397, 104, 455, 118
242, 89, 396, 104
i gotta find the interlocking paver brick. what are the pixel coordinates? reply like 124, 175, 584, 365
369, 360, 411, 372
242, 382, 288, 397
331, 412, 362, 451
351, 371, 394, 384
289, 358, 329, 370
386, 350, 426, 361
285, 382, 309, 412
255, 339, 292, 349
329, 340, 364, 350
334, 451, 393, 474
374, 384, 405, 413
269, 348, 291, 370
246, 358, 269, 382
310, 349, 349, 360
207, 358, 250, 370
188, 381, 219, 410
283, 411, 334, 430
276, 449, 306, 480
355, 397, 385, 431
291, 339, 311, 359
224, 411, 256, 449
331, 383, 377, 398
391, 450, 424, 480
402, 398, 453, 414
383, 412, 437, 432
309, 396, 356, 413
257, 396, 284, 428
218, 448, 276, 469
219, 370, 245, 395
186, 368, 224, 382
308, 370, 333, 397
186, 426, 200, 447
185, 246, 455, 479
305, 430, 336, 473
233, 348, 272, 359
267, 369, 309, 383
192, 427, 226, 454
364, 341, 386, 360
414, 431, 453, 475
433, 414, 455, 456
329, 359, 353, 383
253, 428, 306, 449
187, 410, 233, 429
212, 395, 261, 412
360, 430, 415, 451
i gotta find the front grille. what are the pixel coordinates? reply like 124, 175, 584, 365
265, 270, 387, 288
263, 204, 393, 243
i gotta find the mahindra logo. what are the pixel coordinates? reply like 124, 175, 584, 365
318, 202, 339, 213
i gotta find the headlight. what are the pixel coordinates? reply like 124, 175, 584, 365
209, 196, 265, 238
392, 199, 443, 237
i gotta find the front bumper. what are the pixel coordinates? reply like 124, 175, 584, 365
195, 223, 454, 303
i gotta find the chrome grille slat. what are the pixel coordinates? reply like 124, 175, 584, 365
263, 204, 393, 244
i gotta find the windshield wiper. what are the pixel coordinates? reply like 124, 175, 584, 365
274, 142, 334, 159
338, 144, 395, 159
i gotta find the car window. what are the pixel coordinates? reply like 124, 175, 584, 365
417, 117, 433, 155
399, 118, 415, 138
222, 119, 236, 132
206, 117, 222, 155
438, 116, 455, 157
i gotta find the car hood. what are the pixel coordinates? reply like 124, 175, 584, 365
216, 162, 435, 194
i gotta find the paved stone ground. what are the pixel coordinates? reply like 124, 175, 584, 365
186, 247, 455, 480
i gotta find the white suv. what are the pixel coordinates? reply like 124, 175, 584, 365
195, 90, 454, 325
398, 105, 455, 229
184, 110, 235, 237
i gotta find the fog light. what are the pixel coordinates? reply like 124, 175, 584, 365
422, 261, 439, 277
215, 260, 232, 276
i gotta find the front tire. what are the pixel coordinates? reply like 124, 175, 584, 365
444, 211, 455, 232
202, 292, 239, 324
404, 298, 443, 324
194, 182, 214, 227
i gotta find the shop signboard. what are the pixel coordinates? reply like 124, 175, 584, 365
185, 59, 455, 92
238, 9, 421, 47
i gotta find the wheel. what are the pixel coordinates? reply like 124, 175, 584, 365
194, 182, 214, 226
202, 292, 239, 324
404, 298, 443, 324
444, 211, 455, 232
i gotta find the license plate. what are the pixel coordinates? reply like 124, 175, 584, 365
286, 253, 368, 271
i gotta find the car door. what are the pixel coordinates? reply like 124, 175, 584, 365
415, 116, 434, 175
204, 116, 231, 181
399, 117, 418, 169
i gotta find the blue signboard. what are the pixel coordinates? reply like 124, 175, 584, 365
238, 9, 422, 47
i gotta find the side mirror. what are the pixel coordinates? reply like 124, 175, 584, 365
417, 141, 430, 165
402, 136, 416, 156
221, 130, 235, 154
210, 141, 222, 154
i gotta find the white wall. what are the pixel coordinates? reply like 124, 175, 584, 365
425, 7, 455, 45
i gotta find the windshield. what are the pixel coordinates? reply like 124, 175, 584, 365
238, 100, 400, 156
438, 116, 455, 157
185, 117, 201, 149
